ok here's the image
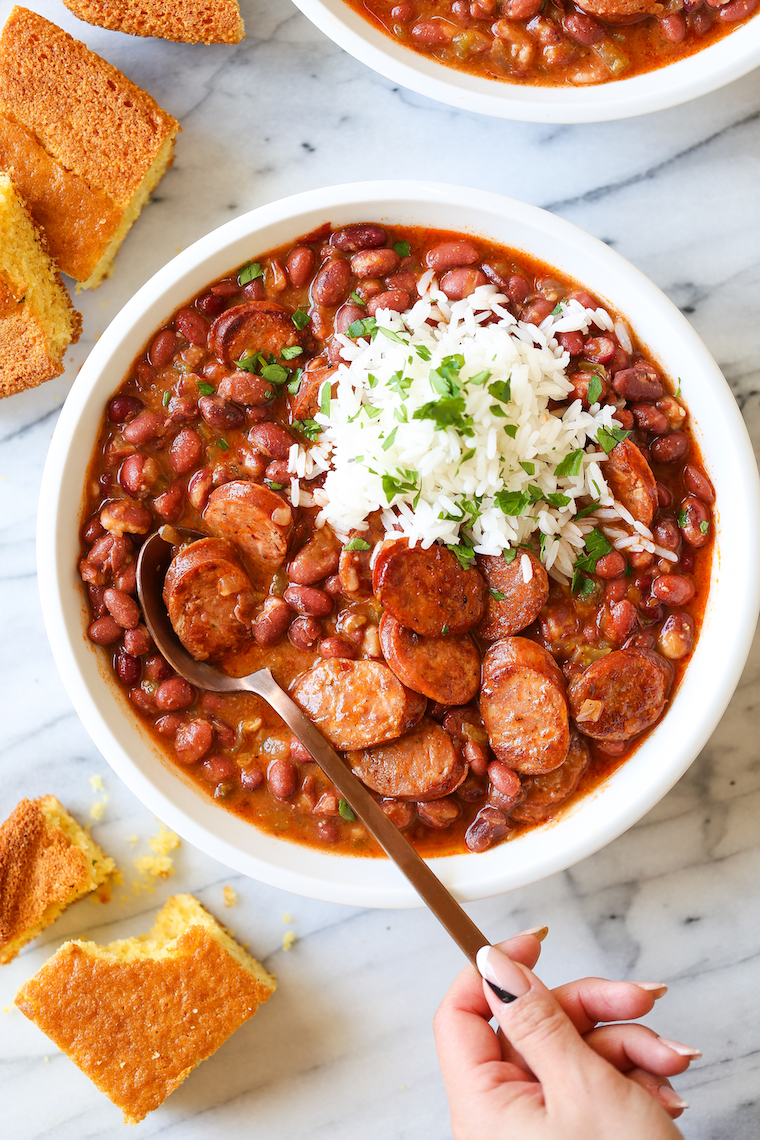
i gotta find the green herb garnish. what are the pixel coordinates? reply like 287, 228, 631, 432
393, 240, 411, 257
319, 381, 331, 417
292, 309, 309, 330
339, 798, 356, 821
162, 390, 171, 407
238, 261, 263, 285
596, 425, 631, 454
344, 537, 371, 551
347, 316, 377, 339
281, 345, 303, 360
586, 374, 603, 406
555, 449, 584, 478
197, 380, 215, 395
292, 418, 321, 441
217, 438, 230, 451
489, 589, 507, 601
349, 291, 366, 307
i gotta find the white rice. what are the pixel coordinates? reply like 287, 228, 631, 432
289, 279, 653, 583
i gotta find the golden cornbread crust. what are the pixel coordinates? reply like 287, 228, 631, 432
15, 894, 276, 1124
0, 7, 180, 286
0, 795, 115, 962
64, 0, 245, 45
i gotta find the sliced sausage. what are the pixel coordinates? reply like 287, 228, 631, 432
480, 639, 569, 775
603, 438, 658, 527
287, 525, 342, 585
289, 364, 338, 421
373, 539, 487, 636
348, 718, 467, 801
208, 301, 301, 368
477, 551, 549, 641
379, 613, 480, 706
567, 647, 672, 742
204, 480, 293, 569
481, 635, 565, 690
510, 731, 590, 824
163, 538, 256, 661
290, 658, 426, 750
576, 0, 662, 15
338, 511, 384, 597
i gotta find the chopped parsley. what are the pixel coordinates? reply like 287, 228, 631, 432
266, 481, 284, 490
393, 240, 411, 257
469, 370, 491, 386
554, 449, 584, 478
319, 381, 331, 416
502, 548, 518, 564
413, 394, 473, 435
520, 461, 535, 475
700, 519, 709, 534
292, 308, 309, 330
415, 344, 432, 362
377, 326, 408, 345
344, 537, 371, 551
197, 380, 215, 396
262, 363, 289, 384
488, 379, 511, 405
338, 798, 356, 821
281, 345, 303, 360
349, 291, 366, 306
292, 418, 321, 441
162, 390, 171, 407
586, 374, 603, 406
575, 498, 601, 520
382, 472, 418, 502
504, 425, 518, 438
447, 540, 476, 570
596, 425, 631, 454
495, 489, 532, 516
489, 588, 507, 601
551, 302, 563, 315
234, 354, 258, 373
382, 426, 398, 451
571, 528, 614, 591
238, 261, 263, 285
216, 438, 230, 451
287, 369, 304, 394
348, 316, 377, 339
442, 624, 450, 635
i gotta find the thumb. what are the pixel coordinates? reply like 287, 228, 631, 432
477, 944, 608, 1099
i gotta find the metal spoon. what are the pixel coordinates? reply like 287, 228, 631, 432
136, 527, 489, 965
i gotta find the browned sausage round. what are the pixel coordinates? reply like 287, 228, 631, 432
603, 438, 658, 527
203, 480, 293, 568
510, 731, 590, 823
348, 718, 467, 801
379, 613, 480, 705
373, 539, 487, 636
480, 639, 569, 774
567, 647, 672, 742
288, 364, 338, 421
477, 550, 549, 641
481, 636, 565, 690
576, 0, 662, 15
163, 537, 256, 661
208, 301, 301, 368
290, 659, 426, 750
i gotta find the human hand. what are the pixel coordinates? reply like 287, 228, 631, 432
434, 931, 699, 1140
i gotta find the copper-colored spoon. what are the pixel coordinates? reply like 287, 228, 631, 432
136, 527, 489, 965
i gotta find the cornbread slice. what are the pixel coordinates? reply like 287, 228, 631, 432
0, 7, 180, 288
63, 0, 245, 45
0, 795, 115, 963
15, 894, 277, 1124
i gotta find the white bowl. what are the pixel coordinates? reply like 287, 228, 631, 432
291, 0, 760, 122
38, 181, 760, 907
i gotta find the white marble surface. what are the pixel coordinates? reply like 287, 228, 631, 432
1, 1, 760, 1135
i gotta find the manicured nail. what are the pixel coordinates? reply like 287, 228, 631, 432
630, 981, 668, 998
658, 1086, 690, 1110
658, 1037, 702, 1058
476, 945, 531, 1004
513, 925, 549, 942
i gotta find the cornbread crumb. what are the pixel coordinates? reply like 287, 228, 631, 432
132, 823, 180, 887
127, 835, 138, 847
89, 800, 107, 821
282, 931, 295, 952
223, 886, 237, 908
282, 913, 292, 923
148, 823, 179, 857
89, 775, 105, 793
62, 0, 245, 44
15, 894, 276, 1124
0, 795, 116, 963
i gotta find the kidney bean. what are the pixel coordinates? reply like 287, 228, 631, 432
174, 307, 208, 347
201, 755, 237, 785
199, 395, 245, 431
324, 574, 343, 595
217, 372, 275, 406
652, 516, 680, 552
311, 258, 353, 306
355, 280, 383, 302
89, 532, 130, 573
351, 248, 400, 278
267, 758, 298, 799
242, 277, 266, 302
175, 719, 213, 764
556, 330, 584, 356
124, 625, 152, 656
631, 403, 668, 434
650, 431, 689, 464
211, 277, 241, 297
652, 574, 695, 606
130, 686, 158, 714
108, 395, 142, 423
331, 224, 387, 252
683, 463, 715, 504
156, 713, 183, 736
142, 656, 172, 684
289, 616, 322, 650
248, 422, 295, 459
155, 677, 195, 711
719, 0, 758, 19
487, 760, 521, 801
612, 364, 663, 402
608, 346, 630, 375
87, 584, 107, 617
88, 615, 123, 645
82, 516, 106, 546
465, 807, 510, 853
461, 740, 487, 777
318, 636, 357, 659
392, 0, 414, 16
335, 302, 365, 336
168, 428, 202, 475
103, 587, 140, 629
316, 819, 339, 843
376, 800, 412, 830
122, 411, 165, 446
167, 396, 199, 423
417, 798, 462, 828
283, 585, 333, 617
520, 297, 554, 325
237, 766, 263, 792
583, 336, 615, 364
282, 246, 314, 288
613, 408, 635, 431
148, 329, 178, 368
440, 267, 487, 300
656, 482, 673, 508
610, 599, 638, 642
563, 10, 604, 41
112, 647, 140, 685
252, 597, 292, 647
658, 613, 695, 659
605, 578, 627, 603
659, 11, 687, 38
385, 272, 418, 295
366, 290, 411, 317
679, 496, 711, 547
425, 241, 479, 272
114, 563, 136, 596
153, 480, 185, 523
595, 550, 626, 579
656, 396, 687, 430
263, 459, 290, 485
187, 466, 213, 511
119, 453, 158, 497
196, 291, 226, 317
285, 739, 312, 765
100, 500, 153, 535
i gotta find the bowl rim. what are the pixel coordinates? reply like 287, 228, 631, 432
289, 0, 760, 122
37, 180, 760, 908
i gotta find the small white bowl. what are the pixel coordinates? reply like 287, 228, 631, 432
291, 0, 760, 122
38, 181, 760, 907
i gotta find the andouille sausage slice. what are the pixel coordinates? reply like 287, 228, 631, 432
288, 363, 338, 421
163, 537, 256, 661
349, 718, 467, 801
478, 550, 549, 641
338, 510, 383, 597
603, 438, 658, 527
482, 636, 565, 691
373, 539, 487, 637
290, 659, 426, 751
204, 480, 293, 569
510, 731, 590, 824
208, 301, 302, 368
567, 647, 672, 742
379, 613, 480, 706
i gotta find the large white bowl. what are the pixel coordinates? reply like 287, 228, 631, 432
291, 0, 760, 121
38, 181, 760, 907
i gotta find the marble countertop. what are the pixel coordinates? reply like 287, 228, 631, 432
1, 1, 759, 1135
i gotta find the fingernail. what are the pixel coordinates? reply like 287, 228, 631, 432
657, 1037, 702, 1058
514, 925, 549, 943
476, 945, 531, 1004
658, 1086, 690, 1110
630, 981, 668, 998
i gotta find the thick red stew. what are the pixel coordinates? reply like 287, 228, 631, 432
79, 221, 713, 857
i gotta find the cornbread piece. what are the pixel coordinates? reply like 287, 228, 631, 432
0, 795, 115, 964
63, 0, 245, 44
15, 894, 277, 1124
0, 7, 180, 288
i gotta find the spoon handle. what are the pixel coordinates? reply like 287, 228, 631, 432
243, 668, 489, 966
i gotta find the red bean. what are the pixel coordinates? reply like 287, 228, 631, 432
609, 346, 630, 375
289, 616, 322, 649
366, 290, 411, 316
108, 395, 142, 423
196, 292, 226, 317
583, 336, 615, 364
264, 458, 291, 484
487, 760, 521, 800
386, 272, 417, 294
632, 403, 668, 434
659, 11, 686, 38
683, 463, 715, 504
679, 496, 711, 547
89, 532, 130, 573
130, 686, 158, 714
612, 364, 663, 402
248, 422, 295, 459
331, 224, 387, 252
605, 578, 627, 603
167, 396, 199, 422
242, 278, 267, 302
199, 395, 245, 431
652, 516, 680, 551
595, 551, 626, 579
201, 755, 237, 784
650, 431, 689, 464
143, 655, 172, 683
609, 599, 638, 643
440, 267, 487, 300
520, 297, 554, 325
568, 371, 608, 409
289, 737, 315, 762
351, 248, 400, 278
88, 615, 123, 645
211, 278, 241, 296
103, 587, 140, 629
656, 482, 673, 508
217, 372, 275, 405
318, 636, 357, 659
317, 819, 340, 843
392, 1, 414, 17
652, 574, 695, 606
425, 241, 479, 272
155, 678, 195, 711
148, 329, 178, 368
612, 408, 635, 430
335, 302, 365, 335
283, 585, 333, 617
175, 719, 214, 764
156, 713, 183, 735
82, 517, 106, 546
417, 798, 462, 828
153, 480, 185, 523
462, 740, 488, 777
465, 807, 510, 853
170, 428, 204, 474
119, 453, 159, 497
563, 10, 604, 42
311, 258, 353, 306
112, 648, 140, 685
284, 245, 315, 287
175, 308, 209, 347
100, 500, 153, 535
124, 625, 152, 656
187, 467, 213, 511
123, 411, 165, 445
134, 361, 154, 388
557, 331, 584, 355
658, 613, 694, 659
253, 597, 292, 647
719, 0, 758, 19
267, 758, 298, 799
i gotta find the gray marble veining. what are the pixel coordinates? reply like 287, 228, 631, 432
1, 0, 759, 1135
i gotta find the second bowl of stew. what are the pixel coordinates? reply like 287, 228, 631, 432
38, 181, 760, 906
